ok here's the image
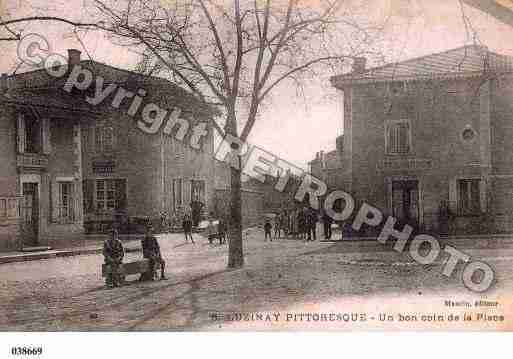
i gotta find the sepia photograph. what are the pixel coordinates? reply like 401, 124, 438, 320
1, 0, 513, 355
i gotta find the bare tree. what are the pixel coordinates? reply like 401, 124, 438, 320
1, 0, 385, 268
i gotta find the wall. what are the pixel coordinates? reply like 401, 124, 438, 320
0, 107, 21, 250
345, 76, 493, 235
81, 104, 215, 227
489, 75, 513, 232
42, 118, 85, 247
214, 188, 264, 228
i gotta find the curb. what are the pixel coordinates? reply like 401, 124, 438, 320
0, 246, 141, 265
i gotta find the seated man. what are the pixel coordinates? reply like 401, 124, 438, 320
103, 229, 125, 288
140, 224, 167, 281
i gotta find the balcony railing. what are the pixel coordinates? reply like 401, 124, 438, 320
17, 153, 49, 170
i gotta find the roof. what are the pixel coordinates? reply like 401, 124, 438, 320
0, 87, 100, 114
1, 59, 218, 117
331, 45, 513, 87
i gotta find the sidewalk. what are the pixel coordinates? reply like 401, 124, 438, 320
0, 239, 142, 264
321, 232, 513, 248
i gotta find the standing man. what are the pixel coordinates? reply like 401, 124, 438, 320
183, 212, 194, 244
306, 207, 318, 242
273, 213, 281, 239
438, 200, 450, 236
264, 219, 272, 241
103, 229, 125, 288
321, 208, 333, 240
218, 216, 227, 244
140, 224, 167, 281
298, 208, 306, 240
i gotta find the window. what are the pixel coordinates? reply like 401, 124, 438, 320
0, 198, 20, 221
94, 125, 114, 152
58, 182, 75, 221
95, 179, 126, 212
96, 179, 115, 211
25, 116, 42, 154
458, 179, 480, 215
386, 121, 410, 154
461, 127, 476, 142
173, 178, 183, 212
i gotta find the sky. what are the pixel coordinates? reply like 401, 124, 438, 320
2, 0, 513, 169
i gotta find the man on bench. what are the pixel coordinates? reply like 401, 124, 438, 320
139, 224, 167, 281
103, 229, 125, 288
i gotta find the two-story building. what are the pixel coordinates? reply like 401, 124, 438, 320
0, 49, 216, 251
331, 45, 513, 235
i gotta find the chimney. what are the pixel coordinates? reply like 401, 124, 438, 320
68, 49, 82, 66
336, 135, 344, 154
352, 57, 366, 74
0, 73, 7, 93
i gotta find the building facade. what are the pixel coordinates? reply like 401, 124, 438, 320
0, 50, 215, 251
309, 135, 344, 190
331, 45, 513, 235
214, 161, 299, 228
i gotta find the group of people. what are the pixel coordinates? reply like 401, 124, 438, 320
103, 205, 338, 288
264, 206, 327, 242
182, 210, 228, 245
102, 224, 166, 289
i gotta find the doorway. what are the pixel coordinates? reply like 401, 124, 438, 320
21, 182, 39, 247
391, 180, 419, 225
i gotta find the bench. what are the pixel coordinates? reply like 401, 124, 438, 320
102, 259, 162, 284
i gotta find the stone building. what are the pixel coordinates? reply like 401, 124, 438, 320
331, 45, 513, 235
0, 50, 215, 251
214, 161, 299, 228
309, 135, 344, 190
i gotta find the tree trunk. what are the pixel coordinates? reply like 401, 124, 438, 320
228, 158, 244, 268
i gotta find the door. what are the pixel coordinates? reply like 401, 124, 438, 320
21, 182, 39, 246
392, 180, 419, 226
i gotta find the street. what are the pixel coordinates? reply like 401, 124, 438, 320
1, 230, 513, 330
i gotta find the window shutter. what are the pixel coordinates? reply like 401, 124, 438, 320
479, 178, 487, 213
51, 180, 59, 222
403, 122, 410, 153
88, 125, 95, 152
184, 180, 192, 207
17, 114, 25, 153
41, 118, 51, 154
115, 179, 127, 211
94, 126, 101, 153
386, 125, 392, 153
449, 178, 457, 214
110, 127, 116, 151
83, 179, 94, 214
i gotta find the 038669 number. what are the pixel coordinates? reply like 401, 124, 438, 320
11, 347, 42, 356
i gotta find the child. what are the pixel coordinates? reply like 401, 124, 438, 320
264, 220, 272, 241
